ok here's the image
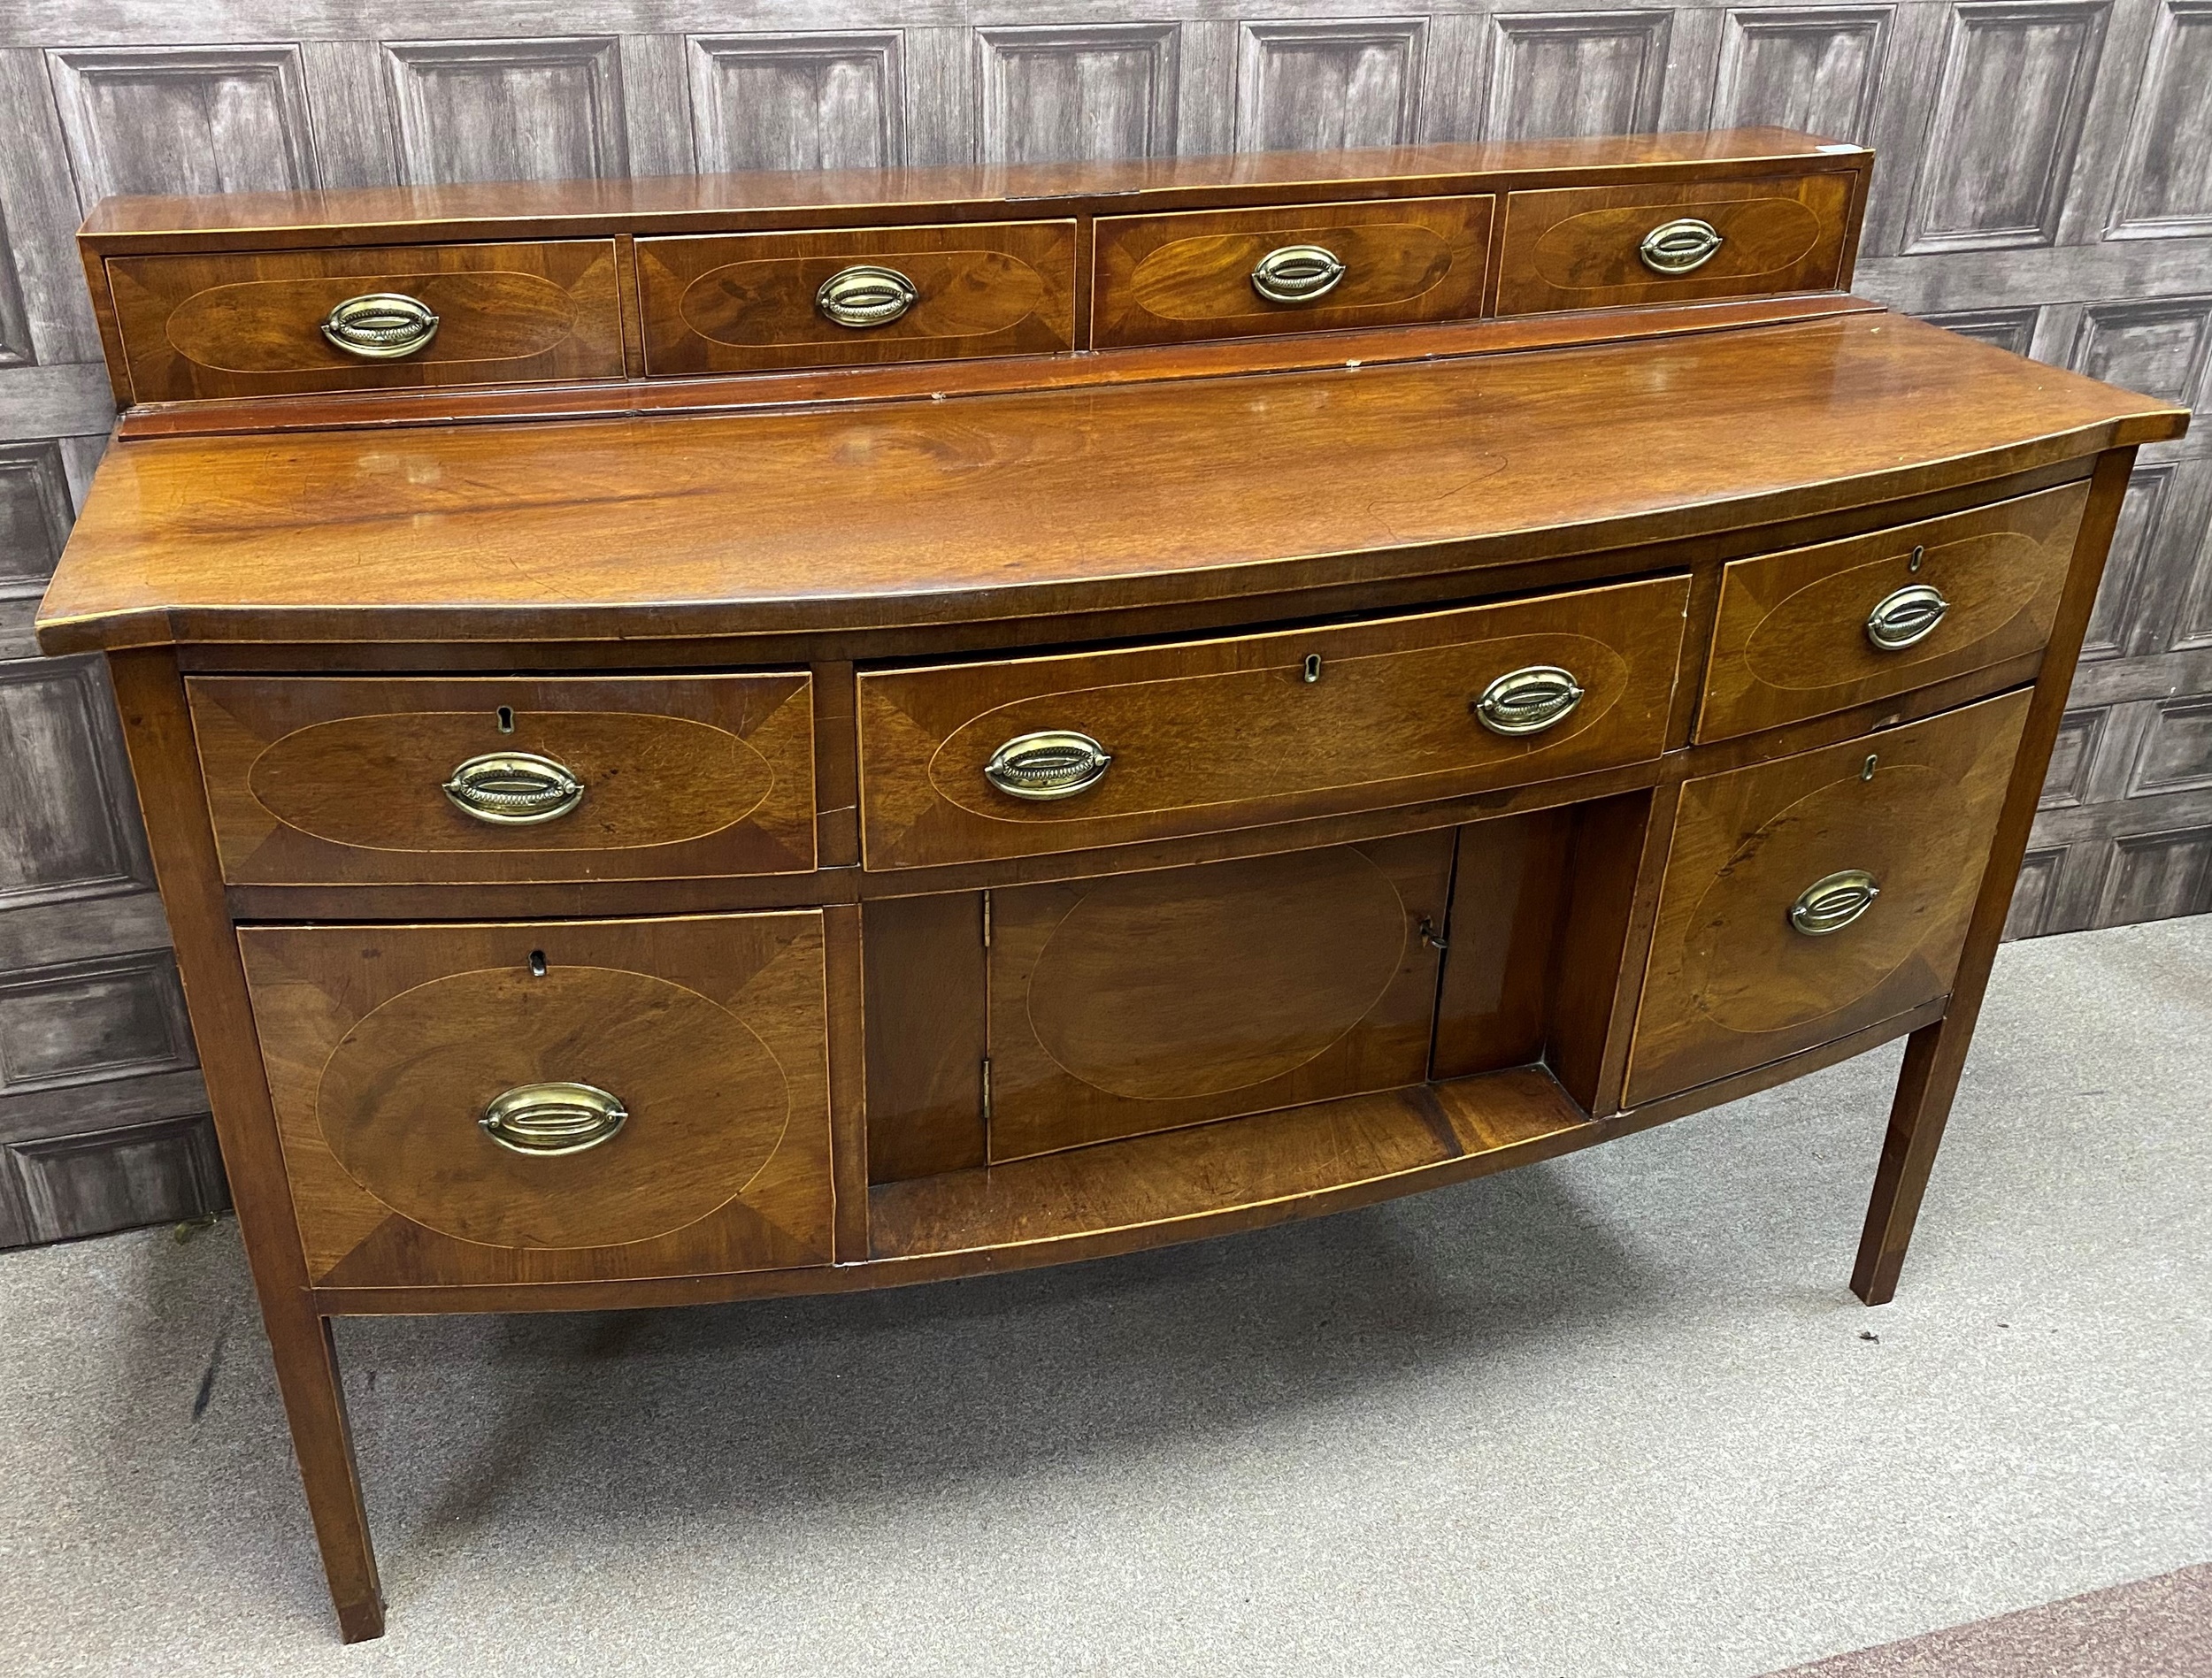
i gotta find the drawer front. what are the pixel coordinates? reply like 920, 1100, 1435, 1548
1495, 173, 1855, 316
987, 834, 1453, 1161
1697, 483, 2088, 742
1624, 689, 2032, 1107
637, 220, 1077, 375
239, 913, 833, 1288
858, 575, 1690, 871
107, 241, 626, 402
189, 674, 816, 885
1092, 195, 1494, 349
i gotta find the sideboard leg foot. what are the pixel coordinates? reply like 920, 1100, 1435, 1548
264, 1290, 385, 1641
1851, 1017, 1970, 1306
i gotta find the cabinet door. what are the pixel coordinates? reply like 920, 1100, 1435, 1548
1624, 690, 2032, 1107
985, 833, 1453, 1161
238, 912, 833, 1288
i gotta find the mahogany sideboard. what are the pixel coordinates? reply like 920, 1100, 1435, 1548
35, 131, 2188, 1642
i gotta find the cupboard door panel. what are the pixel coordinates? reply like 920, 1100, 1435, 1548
1625, 690, 2032, 1107
238, 912, 833, 1287
984, 833, 1453, 1161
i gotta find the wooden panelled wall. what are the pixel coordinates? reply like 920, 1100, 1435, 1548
0, 0, 2207, 1247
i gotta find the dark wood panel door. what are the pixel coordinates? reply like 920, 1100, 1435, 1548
1697, 482, 2088, 741
1625, 689, 2032, 1107
238, 912, 833, 1288
860, 576, 1688, 870
1092, 195, 1493, 349
188, 673, 816, 885
984, 833, 1453, 1161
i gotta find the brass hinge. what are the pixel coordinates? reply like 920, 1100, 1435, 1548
980, 1056, 993, 1121
981, 889, 992, 948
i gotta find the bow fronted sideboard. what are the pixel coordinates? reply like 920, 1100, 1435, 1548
35, 130, 2188, 1641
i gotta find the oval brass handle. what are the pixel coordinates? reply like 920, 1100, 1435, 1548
1472, 666, 1586, 737
816, 264, 919, 328
1639, 218, 1725, 276
442, 751, 584, 825
1250, 244, 1348, 303
984, 731, 1113, 801
480, 1081, 627, 1156
1790, 869, 1881, 936
321, 292, 441, 360
1865, 583, 1951, 651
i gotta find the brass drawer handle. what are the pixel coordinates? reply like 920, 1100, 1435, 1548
1790, 869, 1880, 936
1472, 666, 1586, 737
816, 264, 919, 328
1250, 244, 1348, 303
1865, 583, 1951, 651
1639, 218, 1724, 276
442, 751, 584, 825
321, 292, 441, 360
984, 730, 1113, 801
480, 1081, 627, 1156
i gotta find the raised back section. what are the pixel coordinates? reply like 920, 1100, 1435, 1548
75, 129, 1873, 433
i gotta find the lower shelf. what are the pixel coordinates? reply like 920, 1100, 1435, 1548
869, 1064, 1594, 1265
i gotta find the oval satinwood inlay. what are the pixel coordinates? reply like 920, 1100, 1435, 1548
248, 709, 773, 853
1026, 847, 1406, 1100
1679, 763, 1970, 1038
680, 249, 1047, 346
318, 964, 789, 1250
1130, 224, 1454, 320
167, 271, 580, 372
1742, 533, 2043, 690
1531, 196, 1821, 290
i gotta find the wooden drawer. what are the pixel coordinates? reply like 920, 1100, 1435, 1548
1092, 195, 1493, 349
1697, 483, 2088, 742
188, 674, 816, 885
636, 221, 1077, 375
106, 241, 625, 402
1495, 173, 1856, 316
1624, 689, 2032, 1107
858, 575, 1690, 871
986, 834, 1453, 1161
238, 913, 833, 1288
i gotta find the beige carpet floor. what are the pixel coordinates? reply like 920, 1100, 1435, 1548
2, 914, 2208, 1676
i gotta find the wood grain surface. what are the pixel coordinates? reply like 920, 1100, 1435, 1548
1495, 172, 1856, 315
1625, 687, 2032, 1106
1093, 195, 1491, 348
1695, 481, 2088, 741
76, 132, 1870, 252
871, 1061, 1587, 1261
861, 890, 987, 1184
107, 241, 624, 402
858, 575, 1687, 870
38, 315, 2182, 657
984, 834, 1453, 1160
636, 220, 1076, 374
188, 674, 815, 885
237, 911, 833, 1289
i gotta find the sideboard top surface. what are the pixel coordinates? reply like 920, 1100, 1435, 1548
78, 128, 1861, 250
36, 312, 2185, 655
